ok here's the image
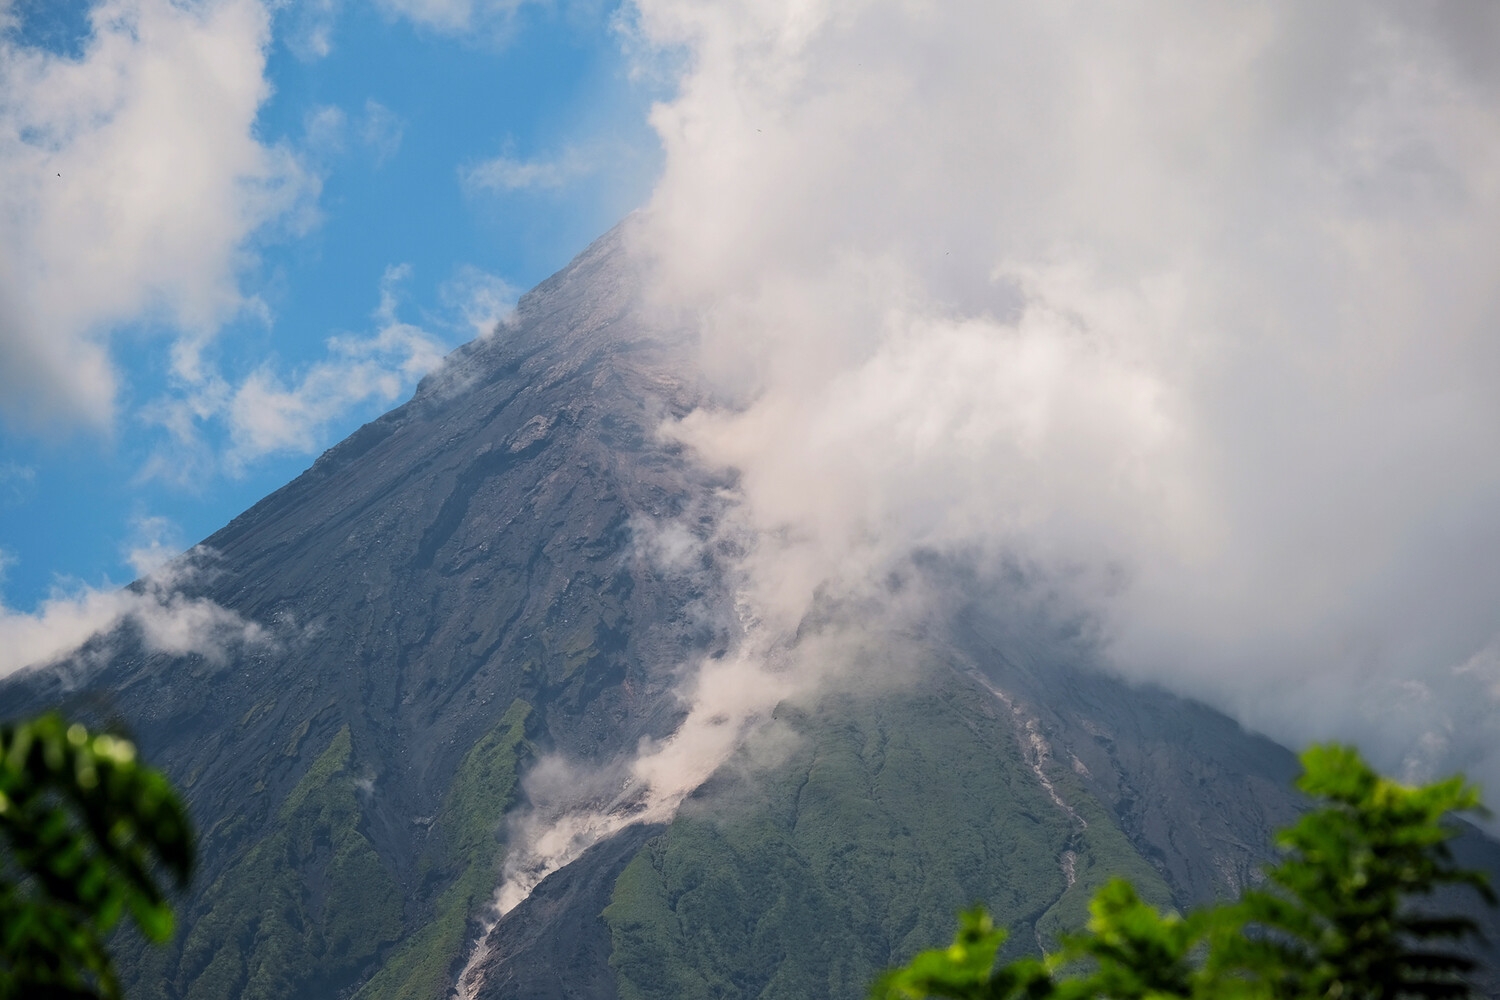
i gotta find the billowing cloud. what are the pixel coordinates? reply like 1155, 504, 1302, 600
623, 1, 1500, 789
0, 546, 267, 679
0, 0, 317, 432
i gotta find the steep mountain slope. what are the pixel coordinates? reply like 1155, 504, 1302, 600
462, 627, 1311, 1000
3, 224, 1496, 1000
4, 224, 726, 999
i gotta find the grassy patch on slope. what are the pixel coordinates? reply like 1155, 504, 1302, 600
604, 669, 1085, 1000
167, 725, 405, 1000
354, 698, 532, 1000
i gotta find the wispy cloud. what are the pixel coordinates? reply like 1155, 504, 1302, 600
121, 514, 187, 578
303, 103, 348, 155
374, 0, 534, 38
141, 264, 450, 480
300, 99, 404, 166
0, 546, 267, 680
359, 99, 405, 164
0, 0, 318, 433
227, 332, 443, 467
441, 265, 520, 337
462, 146, 598, 193
0, 463, 36, 507
285, 0, 341, 60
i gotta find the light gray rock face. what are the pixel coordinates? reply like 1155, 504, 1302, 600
5, 222, 1498, 1000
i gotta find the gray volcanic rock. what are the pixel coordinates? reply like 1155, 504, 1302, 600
4, 221, 732, 1000
466, 822, 665, 1000
4, 221, 1498, 1000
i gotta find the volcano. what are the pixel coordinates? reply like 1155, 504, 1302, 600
6, 223, 1498, 1000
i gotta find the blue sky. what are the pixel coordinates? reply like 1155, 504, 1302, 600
0, 0, 662, 611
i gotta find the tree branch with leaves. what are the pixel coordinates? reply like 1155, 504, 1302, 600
875, 744, 1495, 1000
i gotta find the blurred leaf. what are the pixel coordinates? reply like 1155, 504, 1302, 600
0, 712, 195, 999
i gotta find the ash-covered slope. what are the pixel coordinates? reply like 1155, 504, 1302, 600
4, 223, 1498, 1000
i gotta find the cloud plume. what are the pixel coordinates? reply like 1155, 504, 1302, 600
620, 0, 1500, 790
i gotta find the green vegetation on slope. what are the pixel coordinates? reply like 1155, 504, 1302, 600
128, 725, 404, 1000
109, 698, 533, 1000
355, 698, 532, 1000
604, 669, 1171, 1000
1031, 770, 1175, 948
877, 744, 1495, 1000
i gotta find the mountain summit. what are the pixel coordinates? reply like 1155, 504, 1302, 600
6, 225, 1497, 1000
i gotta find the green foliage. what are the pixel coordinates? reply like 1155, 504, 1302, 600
105, 700, 531, 1000
1234, 744, 1496, 1000
876, 908, 1039, 1000
0, 712, 194, 999
604, 675, 1172, 1000
873, 744, 1494, 1000
170, 725, 404, 1000
354, 699, 532, 1000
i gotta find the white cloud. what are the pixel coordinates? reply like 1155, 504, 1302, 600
300, 99, 403, 166
441, 265, 519, 337
122, 513, 186, 577
221, 265, 447, 469
304, 103, 348, 155
284, 0, 340, 60
0, 546, 267, 679
0, 0, 318, 432
462, 146, 597, 193
359, 99, 404, 164
139, 264, 451, 479
623, 0, 1500, 789
375, 0, 528, 37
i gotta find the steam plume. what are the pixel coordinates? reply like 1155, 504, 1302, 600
460, 5, 1500, 985
625, 0, 1500, 787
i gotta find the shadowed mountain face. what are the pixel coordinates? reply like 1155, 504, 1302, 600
4, 224, 1497, 1000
